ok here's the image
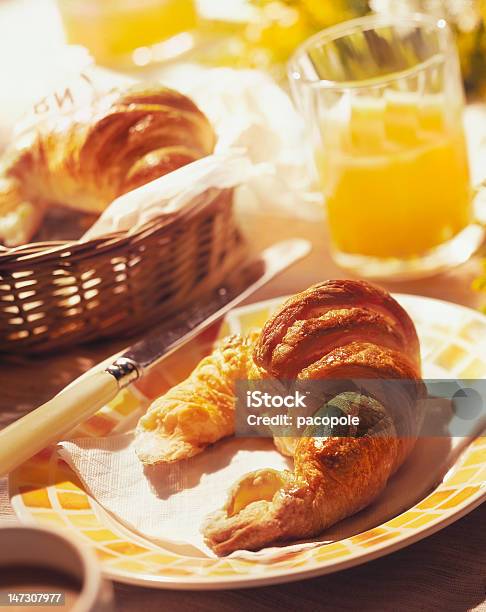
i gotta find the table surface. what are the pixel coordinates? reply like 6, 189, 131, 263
1, 215, 486, 611
1, 1, 485, 608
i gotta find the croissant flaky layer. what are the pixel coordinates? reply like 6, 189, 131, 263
135, 332, 260, 465
135, 280, 424, 554
0, 85, 215, 245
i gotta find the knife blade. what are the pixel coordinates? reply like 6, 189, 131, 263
0, 238, 310, 476
108, 238, 311, 386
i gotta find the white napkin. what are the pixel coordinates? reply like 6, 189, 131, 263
59, 436, 290, 558
57, 412, 475, 560
82, 149, 257, 239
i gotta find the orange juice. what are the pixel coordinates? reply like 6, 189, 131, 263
59, 0, 197, 65
316, 96, 472, 258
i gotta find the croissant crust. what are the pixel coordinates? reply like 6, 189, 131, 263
254, 280, 420, 376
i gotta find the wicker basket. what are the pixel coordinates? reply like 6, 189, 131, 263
0, 187, 245, 354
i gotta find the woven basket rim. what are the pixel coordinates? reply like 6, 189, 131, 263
0, 186, 228, 265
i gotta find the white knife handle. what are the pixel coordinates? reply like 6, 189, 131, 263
0, 370, 120, 477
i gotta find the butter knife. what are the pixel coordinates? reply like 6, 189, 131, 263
0, 239, 310, 476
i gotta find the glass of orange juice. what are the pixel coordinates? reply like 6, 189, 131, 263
289, 14, 484, 278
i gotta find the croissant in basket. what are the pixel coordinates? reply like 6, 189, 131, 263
0, 85, 216, 246
135, 280, 425, 555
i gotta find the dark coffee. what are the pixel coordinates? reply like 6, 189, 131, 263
0, 565, 82, 610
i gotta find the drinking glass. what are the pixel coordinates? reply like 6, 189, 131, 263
289, 13, 484, 278
57, 0, 197, 67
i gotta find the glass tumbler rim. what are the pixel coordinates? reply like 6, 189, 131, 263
287, 12, 453, 91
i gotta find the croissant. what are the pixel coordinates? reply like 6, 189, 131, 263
135, 280, 424, 554
0, 85, 216, 246
135, 332, 259, 464
203, 280, 424, 554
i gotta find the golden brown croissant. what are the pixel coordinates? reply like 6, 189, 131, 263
135, 332, 259, 464
0, 85, 215, 245
134, 280, 423, 554
202, 280, 424, 554
203, 393, 405, 555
